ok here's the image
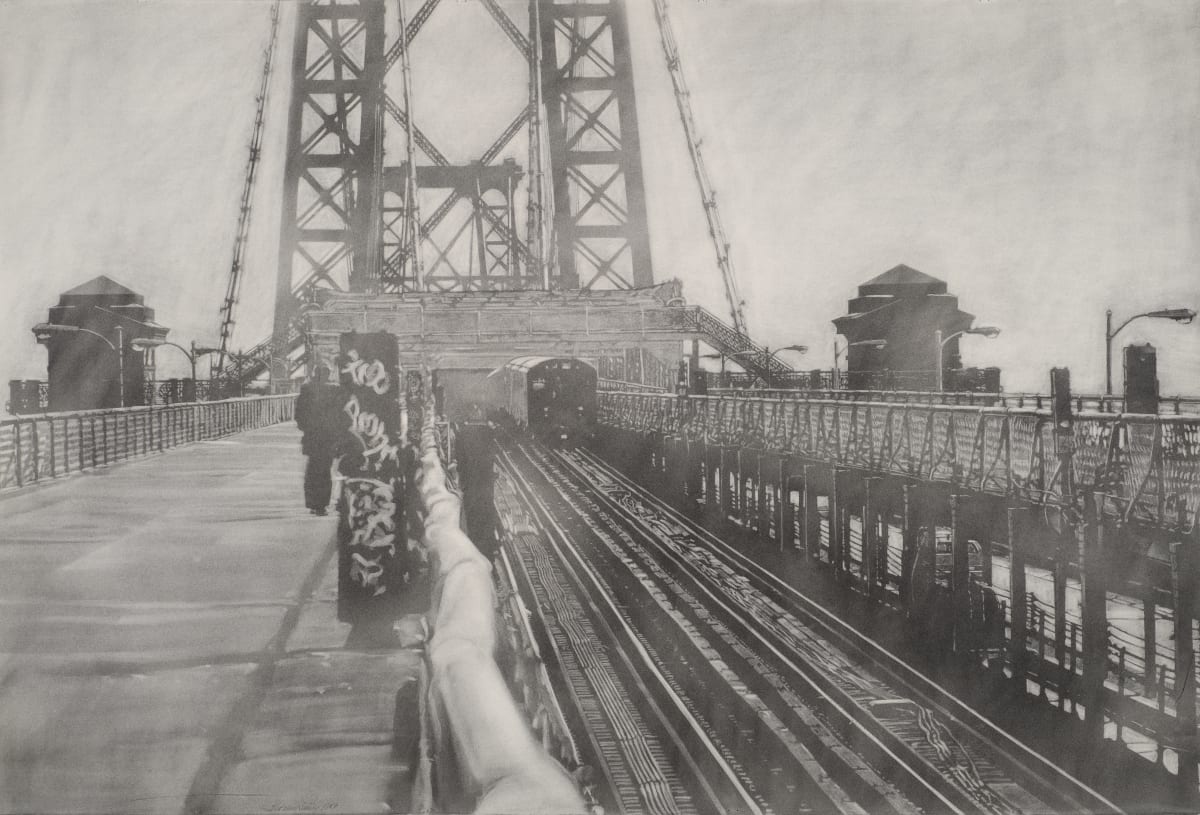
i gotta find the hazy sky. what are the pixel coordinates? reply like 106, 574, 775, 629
2, 0, 1197, 394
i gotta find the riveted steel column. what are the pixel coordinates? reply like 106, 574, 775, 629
803, 464, 821, 561
778, 457, 794, 551
1078, 494, 1109, 744
1008, 506, 1030, 688
951, 494, 972, 655
863, 477, 881, 599
1170, 537, 1198, 789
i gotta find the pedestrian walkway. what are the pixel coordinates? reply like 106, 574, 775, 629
0, 424, 423, 815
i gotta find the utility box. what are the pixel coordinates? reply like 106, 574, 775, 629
1124, 343, 1159, 414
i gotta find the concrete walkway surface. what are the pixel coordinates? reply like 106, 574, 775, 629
0, 424, 423, 815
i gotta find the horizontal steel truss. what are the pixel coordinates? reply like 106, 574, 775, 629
598, 391, 1200, 532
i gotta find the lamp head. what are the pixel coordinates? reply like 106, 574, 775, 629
967, 326, 1001, 339
1147, 308, 1196, 324
780, 344, 809, 354
192, 346, 222, 357
130, 337, 164, 351
32, 323, 78, 343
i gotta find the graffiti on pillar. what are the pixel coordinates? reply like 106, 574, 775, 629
335, 332, 410, 622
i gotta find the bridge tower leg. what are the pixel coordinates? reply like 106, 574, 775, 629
540, 0, 654, 289
274, 0, 387, 342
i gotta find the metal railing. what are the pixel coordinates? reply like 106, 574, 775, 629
0, 394, 296, 492
707, 387, 1200, 416
599, 390, 1200, 531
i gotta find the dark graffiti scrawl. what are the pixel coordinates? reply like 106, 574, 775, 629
335, 332, 411, 623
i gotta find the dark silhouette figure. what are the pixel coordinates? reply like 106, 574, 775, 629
295, 365, 343, 515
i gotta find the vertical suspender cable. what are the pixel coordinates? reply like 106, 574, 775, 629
396, 0, 425, 289
650, 0, 749, 337
216, 0, 283, 379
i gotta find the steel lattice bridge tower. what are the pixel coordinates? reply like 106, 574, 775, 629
271, 0, 653, 335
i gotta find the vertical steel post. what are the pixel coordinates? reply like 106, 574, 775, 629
1008, 507, 1029, 688
863, 477, 880, 597
1171, 539, 1199, 789
803, 465, 821, 561
778, 457, 794, 551
1078, 493, 1109, 744
951, 494, 972, 655
829, 469, 843, 578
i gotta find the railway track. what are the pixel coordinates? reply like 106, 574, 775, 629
496, 437, 1121, 815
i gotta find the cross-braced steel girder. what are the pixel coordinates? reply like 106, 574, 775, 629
273, 0, 386, 339
540, 0, 654, 290
268, 0, 657, 377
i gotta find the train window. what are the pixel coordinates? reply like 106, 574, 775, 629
531, 378, 546, 391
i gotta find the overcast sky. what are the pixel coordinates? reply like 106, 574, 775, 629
1, 0, 1197, 395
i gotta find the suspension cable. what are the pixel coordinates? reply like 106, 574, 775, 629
216, 0, 282, 378
650, 0, 749, 336
397, 0, 425, 288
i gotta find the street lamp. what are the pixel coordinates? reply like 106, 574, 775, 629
1105, 307, 1195, 395
764, 344, 808, 389
129, 338, 220, 385
32, 323, 126, 407
833, 338, 887, 388
935, 326, 1000, 392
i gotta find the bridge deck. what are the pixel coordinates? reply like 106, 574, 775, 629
0, 425, 420, 815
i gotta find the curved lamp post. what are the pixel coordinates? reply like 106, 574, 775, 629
935, 326, 1000, 392
32, 323, 126, 407
129, 337, 220, 384
1105, 308, 1195, 395
833, 338, 888, 387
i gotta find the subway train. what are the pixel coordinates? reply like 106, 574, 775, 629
490, 356, 597, 446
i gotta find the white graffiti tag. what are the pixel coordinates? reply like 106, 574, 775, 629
349, 552, 387, 596
343, 395, 403, 468
341, 349, 390, 395
345, 477, 397, 553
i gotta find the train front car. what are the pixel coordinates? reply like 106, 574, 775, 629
497, 357, 594, 447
